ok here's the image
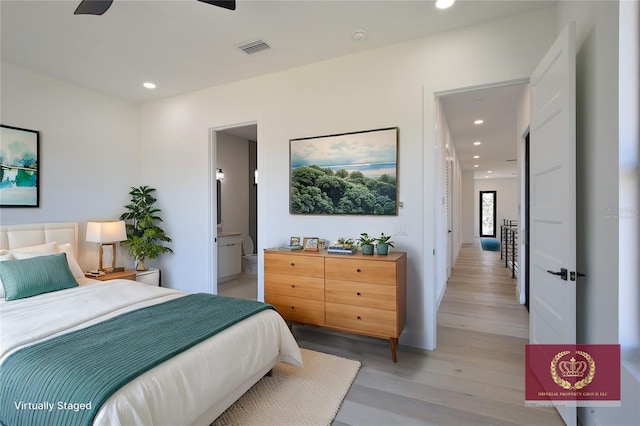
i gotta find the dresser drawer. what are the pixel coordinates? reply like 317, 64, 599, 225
325, 302, 397, 337
265, 273, 324, 301
325, 257, 397, 285
264, 253, 324, 278
325, 279, 395, 310
266, 294, 324, 325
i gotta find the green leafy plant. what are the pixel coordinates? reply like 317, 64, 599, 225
357, 232, 376, 255
336, 237, 355, 248
356, 232, 376, 246
120, 185, 172, 271
376, 233, 395, 247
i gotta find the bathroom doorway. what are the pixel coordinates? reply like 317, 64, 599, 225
213, 123, 258, 300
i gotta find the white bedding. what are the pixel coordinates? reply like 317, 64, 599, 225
0, 279, 303, 425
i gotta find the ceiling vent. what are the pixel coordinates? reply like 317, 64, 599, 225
236, 39, 271, 55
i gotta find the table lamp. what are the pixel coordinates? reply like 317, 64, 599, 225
86, 220, 127, 273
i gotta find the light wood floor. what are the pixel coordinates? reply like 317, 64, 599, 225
220, 242, 565, 425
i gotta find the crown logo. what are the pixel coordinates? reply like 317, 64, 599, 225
550, 350, 596, 390
558, 357, 588, 377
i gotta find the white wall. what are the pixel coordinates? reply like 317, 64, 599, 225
139, 6, 557, 350
618, 0, 639, 357
556, 1, 638, 425
435, 97, 450, 303
435, 95, 464, 307
461, 171, 475, 243
474, 178, 518, 237
0, 62, 140, 271
216, 132, 250, 238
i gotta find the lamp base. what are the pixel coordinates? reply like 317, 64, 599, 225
104, 266, 125, 274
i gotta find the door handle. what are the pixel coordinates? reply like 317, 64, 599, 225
547, 268, 568, 281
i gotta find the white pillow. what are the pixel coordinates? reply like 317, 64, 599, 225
6, 242, 84, 280
11, 246, 57, 260
0, 249, 12, 261
10, 241, 57, 254
56, 243, 85, 279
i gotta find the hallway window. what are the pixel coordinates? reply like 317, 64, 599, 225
480, 190, 497, 237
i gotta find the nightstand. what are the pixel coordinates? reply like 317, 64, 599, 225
85, 269, 137, 281
136, 268, 161, 286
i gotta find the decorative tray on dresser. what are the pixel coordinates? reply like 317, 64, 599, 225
264, 248, 407, 362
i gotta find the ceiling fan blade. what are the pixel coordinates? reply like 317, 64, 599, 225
197, 0, 236, 11
74, 0, 114, 16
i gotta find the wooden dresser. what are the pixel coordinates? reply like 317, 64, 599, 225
264, 249, 407, 362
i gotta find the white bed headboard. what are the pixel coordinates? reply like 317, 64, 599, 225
0, 222, 79, 257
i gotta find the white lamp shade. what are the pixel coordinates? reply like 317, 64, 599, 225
86, 220, 127, 243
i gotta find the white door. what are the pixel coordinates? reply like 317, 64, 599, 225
529, 22, 577, 426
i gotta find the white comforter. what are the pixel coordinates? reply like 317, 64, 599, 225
0, 280, 303, 425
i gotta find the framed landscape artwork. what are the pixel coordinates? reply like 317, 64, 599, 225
0, 125, 39, 208
290, 127, 398, 215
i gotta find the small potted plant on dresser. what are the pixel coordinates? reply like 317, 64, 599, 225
120, 186, 172, 280
375, 233, 394, 255
357, 232, 376, 255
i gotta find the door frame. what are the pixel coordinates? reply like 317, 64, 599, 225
479, 190, 497, 238
207, 121, 259, 296
429, 78, 529, 351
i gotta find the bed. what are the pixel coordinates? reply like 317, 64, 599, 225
0, 222, 302, 426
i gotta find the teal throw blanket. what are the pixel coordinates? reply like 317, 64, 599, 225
0, 294, 274, 426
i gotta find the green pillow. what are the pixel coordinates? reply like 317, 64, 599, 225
0, 253, 78, 301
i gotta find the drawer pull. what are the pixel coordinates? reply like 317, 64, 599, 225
291, 284, 296, 288
356, 292, 361, 296
290, 306, 295, 310
290, 262, 295, 267
356, 268, 361, 273
357, 316, 362, 320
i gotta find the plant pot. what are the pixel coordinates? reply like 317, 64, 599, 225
136, 258, 147, 271
361, 244, 374, 255
376, 243, 389, 255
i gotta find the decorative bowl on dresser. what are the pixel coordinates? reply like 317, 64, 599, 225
264, 248, 407, 362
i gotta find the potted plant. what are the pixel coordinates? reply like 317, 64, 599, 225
120, 185, 173, 271
333, 237, 357, 254
357, 232, 376, 255
375, 232, 395, 255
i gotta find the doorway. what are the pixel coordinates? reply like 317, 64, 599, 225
209, 123, 258, 300
479, 190, 497, 237
435, 80, 529, 337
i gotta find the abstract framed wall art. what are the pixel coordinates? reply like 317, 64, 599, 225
290, 127, 398, 215
0, 125, 40, 207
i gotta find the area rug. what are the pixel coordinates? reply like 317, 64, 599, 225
480, 237, 501, 251
213, 348, 361, 426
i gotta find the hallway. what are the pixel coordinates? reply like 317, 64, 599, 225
434, 240, 563, 424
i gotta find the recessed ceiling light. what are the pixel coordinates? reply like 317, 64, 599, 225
485, 176, 489, 178
435, 0, 455, 9
474, 164, 479, 168
143, 82, 156, 89
474, 119, 484, 125
488, 170, 493, 173
473, 155, 479, 159
473, 141, 482, 145
352, 29, 368, 41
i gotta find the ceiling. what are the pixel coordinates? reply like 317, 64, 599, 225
440, 83, 527, 180
1, 0, 553, 104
